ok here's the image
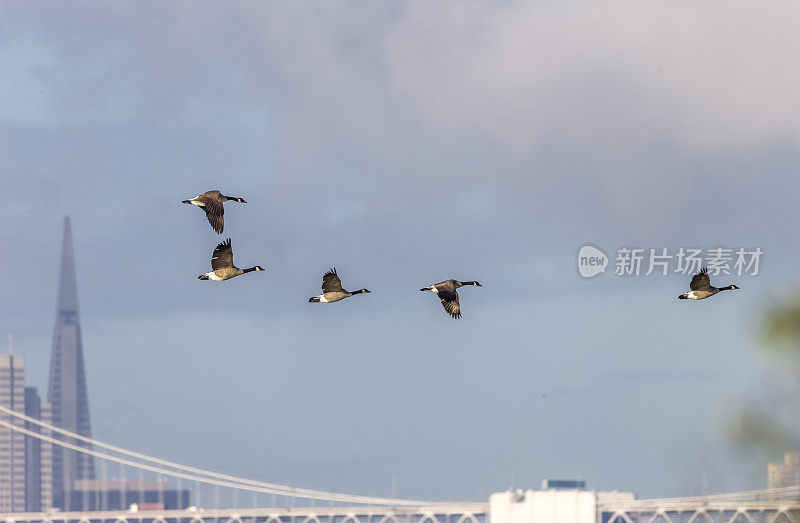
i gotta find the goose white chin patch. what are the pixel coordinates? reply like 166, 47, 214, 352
317, 295, 329, 303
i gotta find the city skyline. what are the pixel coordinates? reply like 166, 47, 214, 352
1, 218, 192, 513
1, 217, 95, 512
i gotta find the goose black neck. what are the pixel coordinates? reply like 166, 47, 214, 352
461, 281, 479, 286
719, 285, 735, 291
243, 266, 259, 273
351, 289, 366, 294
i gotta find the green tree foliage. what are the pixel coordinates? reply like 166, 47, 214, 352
728, 294, 800, 462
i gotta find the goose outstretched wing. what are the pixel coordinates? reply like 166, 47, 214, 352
211, 239, 235, 270
322, 268, 344, 293
689, 267, 711, 291
439, 289, 461, 319
201, 195, 225, 234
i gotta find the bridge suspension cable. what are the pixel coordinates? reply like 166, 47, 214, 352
0, 403, 357, 500
0, 404, 433, 506
9, 403, 798, 508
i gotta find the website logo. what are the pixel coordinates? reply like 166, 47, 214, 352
577, 245, 609, 278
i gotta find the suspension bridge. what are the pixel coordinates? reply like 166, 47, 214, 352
2, 403, 800, 523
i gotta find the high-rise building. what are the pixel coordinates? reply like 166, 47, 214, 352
0, 354, 27, 512
48, 216, 96, 509
0, 354, 53, 513
22, 387, 54, 512
768, 452, 800, 489
40, 402, 54, 511
24, 387, 43, 512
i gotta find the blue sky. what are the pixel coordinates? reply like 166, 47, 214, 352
1, 0, 800, 502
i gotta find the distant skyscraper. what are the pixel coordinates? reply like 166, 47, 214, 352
0, 354, 27, 512
24, 386, 43, 512
0, 354, 53, 513
40, 402, 54, 510
768, 452, 800, 489
47, 217, 95, 509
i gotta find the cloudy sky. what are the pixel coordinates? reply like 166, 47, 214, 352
2, 0, 800, 502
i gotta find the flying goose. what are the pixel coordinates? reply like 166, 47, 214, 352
182, 190, 246, 234
198, 239, 264, 281
678, 267, 739, 300
308, 268, 370, 303
421, 279, 481, 319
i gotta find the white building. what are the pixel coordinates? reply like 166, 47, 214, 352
490, 486, 635, 523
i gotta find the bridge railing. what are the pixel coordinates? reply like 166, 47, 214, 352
0, 504, 489, 523
598, 494, 800, 523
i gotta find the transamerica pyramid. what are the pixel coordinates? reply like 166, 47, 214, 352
47, 217, 95, 509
